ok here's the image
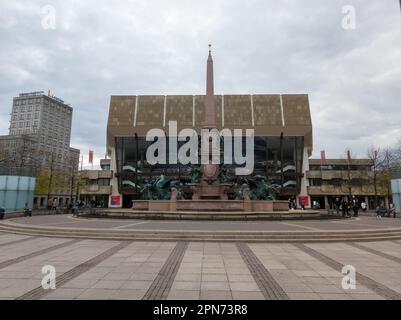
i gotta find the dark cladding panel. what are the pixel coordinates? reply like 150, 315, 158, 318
108, 96, 135, 127
253, 95, 283, 127
282, 94, 311, 126
166, 95, 193, 128
223, 95, 252, 127
136, 95, 164, 127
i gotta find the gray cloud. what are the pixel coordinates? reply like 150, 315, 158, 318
0, 0, 400, 166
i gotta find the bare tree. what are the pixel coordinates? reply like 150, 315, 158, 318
366, 147, 384, 208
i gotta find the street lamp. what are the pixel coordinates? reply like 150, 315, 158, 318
134, 133, 139, 196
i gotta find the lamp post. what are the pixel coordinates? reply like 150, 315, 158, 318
134, 133, 139, 197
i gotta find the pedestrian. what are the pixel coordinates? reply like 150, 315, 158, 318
351, 196, 359, 217
361, 201, 367, 212
23, 203, 32, 217
389, 203, 397, 219
0, 207, 5, 220
52, 198, 58, 213
288, 198, 292, 210
341, 197, 350, 218
334, 197, 341, 215
376, 204, 387, 219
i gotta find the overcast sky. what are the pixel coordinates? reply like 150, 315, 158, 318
0, 0, 400, 167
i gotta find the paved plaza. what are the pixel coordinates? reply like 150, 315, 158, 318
8, 213, 401, 231
0, 215, 401, 300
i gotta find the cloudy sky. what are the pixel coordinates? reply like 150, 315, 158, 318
0, 0, 400, 167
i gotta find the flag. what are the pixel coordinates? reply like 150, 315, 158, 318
320, 150, 326, 165
89, 150, 94, 164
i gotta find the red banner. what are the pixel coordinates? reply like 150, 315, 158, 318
320, 150, 326, 164
299, 196, 309, 207
110, 195, 121, 206
89, 150, 94, 164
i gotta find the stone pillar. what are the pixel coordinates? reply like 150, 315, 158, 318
324, 195, 329, 210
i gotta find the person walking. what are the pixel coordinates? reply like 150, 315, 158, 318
288, 198, 293, 210
334, 197, 341, 215
389, 203, 397, 219
0, 207, 5, 220
351, 196, 359, 217
361, 201, 367, 212
52, 198, 58, 213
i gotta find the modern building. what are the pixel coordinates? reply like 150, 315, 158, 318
391, 168, 401, 213
79, 159, 112, 206
106, 50, 313, 208
0, 166, 36, 212
307, 158, 389, 209
0, 91, 80, 209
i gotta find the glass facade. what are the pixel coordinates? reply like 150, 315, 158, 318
115, 136, 304, 200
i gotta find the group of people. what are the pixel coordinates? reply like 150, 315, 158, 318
333, 196, 361, 218
332, 196, 397, 219
288, 198, 306, 210
375, 203, 397, 219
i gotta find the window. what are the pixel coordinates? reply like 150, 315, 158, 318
310, 178, 322, 186
34, 112, 39, 119
98, 179, 110, 186
25, 121, 30, 127
27, 114, 31, 120
28, 106, 32, 112
19, 122, 23, 128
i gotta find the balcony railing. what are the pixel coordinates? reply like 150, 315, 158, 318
80, 185, 112, 195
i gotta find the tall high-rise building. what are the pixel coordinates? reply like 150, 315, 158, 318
8, 91, 76, 171
0, 91, 80, 208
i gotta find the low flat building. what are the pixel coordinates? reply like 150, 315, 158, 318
306, 159, 388, 209
79, 159, 112, 207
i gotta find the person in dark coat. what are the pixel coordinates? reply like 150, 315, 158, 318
333, 197, 341, 215
0, 207, 5, 220
351, 196, 359, 217
341, 197, 350, 218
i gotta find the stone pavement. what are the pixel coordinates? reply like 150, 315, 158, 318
9, 214, 401, 231
1, 231, 401, 300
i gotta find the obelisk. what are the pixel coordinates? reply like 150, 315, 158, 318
201, 44, 220, 187
202, 44, 217, 129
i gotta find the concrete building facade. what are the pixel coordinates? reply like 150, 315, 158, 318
79, 159, 112, 207
307, 158, 389, 209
